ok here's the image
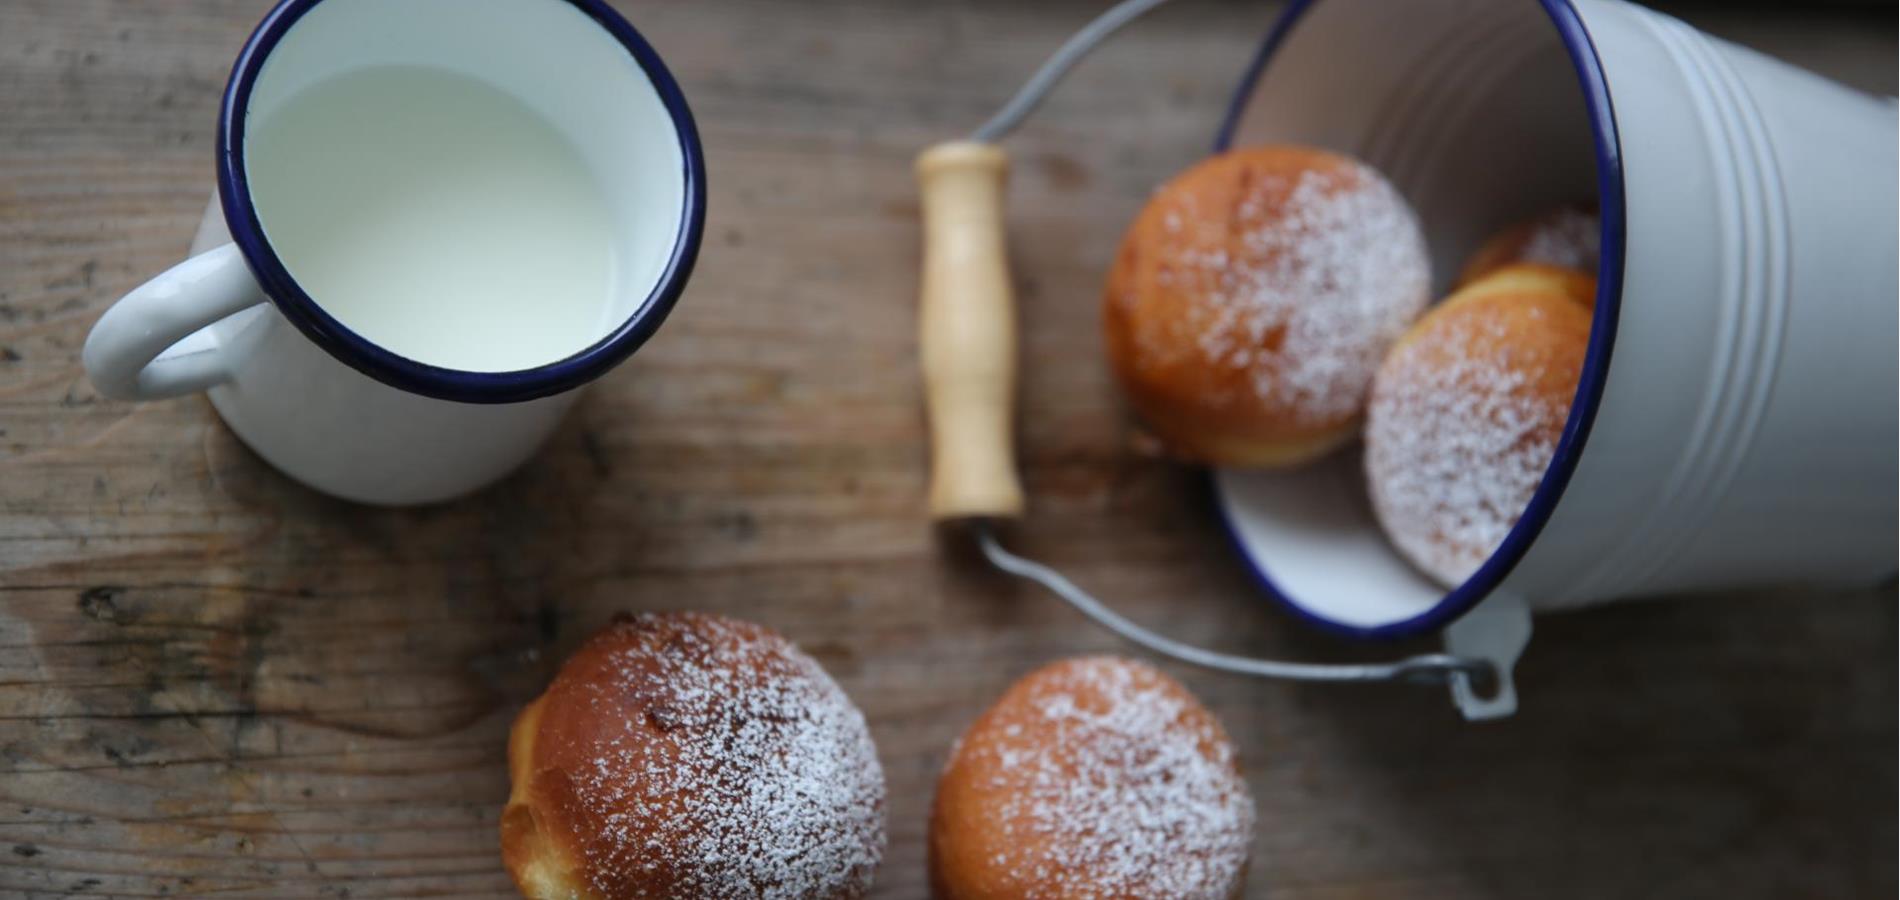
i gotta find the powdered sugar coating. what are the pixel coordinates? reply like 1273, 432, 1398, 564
1461, 206, 1602, 287
534, 613, 885, 899
1202, 166, 1428, 422
933, 657, 1255, 898
1365, 292, 1587, 586
1514, 206, 1600, 273
1119, 152, 1430, 427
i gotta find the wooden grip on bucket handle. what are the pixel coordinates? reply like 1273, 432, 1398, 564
917, 141, 1025, 522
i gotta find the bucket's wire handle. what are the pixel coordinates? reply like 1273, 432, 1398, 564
916, 0, 1503, 700
976, 525, 1490, 686
971, 0, 1175, 143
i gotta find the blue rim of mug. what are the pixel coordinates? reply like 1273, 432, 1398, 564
1207, 0, 1627, 640
217, 0, 706, 404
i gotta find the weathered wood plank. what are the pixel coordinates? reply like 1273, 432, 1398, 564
1, 1, 1893, 897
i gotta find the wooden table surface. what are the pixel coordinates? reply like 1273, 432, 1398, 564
2, 1, 1894, 897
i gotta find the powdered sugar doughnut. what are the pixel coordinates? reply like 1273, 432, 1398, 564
1105, 145, 1431, 466
1365, 265, 1593, 587
502, 612, 886, 899
930, 657, 1256, 899
1457, 204, 1600, 287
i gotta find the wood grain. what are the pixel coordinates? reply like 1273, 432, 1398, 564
1, 1, 1894, 897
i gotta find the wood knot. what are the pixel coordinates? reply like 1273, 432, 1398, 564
76, 586, 127, 623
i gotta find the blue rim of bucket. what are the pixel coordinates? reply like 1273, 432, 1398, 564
1208, 0, 1626, 640
217, 0, 706, 404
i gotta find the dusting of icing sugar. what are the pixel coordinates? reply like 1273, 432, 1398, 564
1515, 207, 1600, 273
1181, 164, 1430, 423
1364, 311, 1573, 586
955, 657, 1254, 898
560, 614, 885, 899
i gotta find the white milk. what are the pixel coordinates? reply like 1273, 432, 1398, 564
245, 65, 616, 372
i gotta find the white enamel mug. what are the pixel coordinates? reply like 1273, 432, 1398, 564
1212, 0, 1898, 716
82, 0, 705, 505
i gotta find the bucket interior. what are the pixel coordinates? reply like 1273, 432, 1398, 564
1211, 0, 1619, 637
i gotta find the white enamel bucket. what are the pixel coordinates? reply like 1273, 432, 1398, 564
1212, 0, 1899, 717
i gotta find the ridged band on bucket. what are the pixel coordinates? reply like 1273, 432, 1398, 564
1560, 11, 1791, 605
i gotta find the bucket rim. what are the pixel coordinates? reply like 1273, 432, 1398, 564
1208, 0, 1627, 640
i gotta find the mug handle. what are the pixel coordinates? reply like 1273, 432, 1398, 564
82, 243, 266, 401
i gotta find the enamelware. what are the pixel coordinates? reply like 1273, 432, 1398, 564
1214, 0, 1898, 716
84, 0, 705, 505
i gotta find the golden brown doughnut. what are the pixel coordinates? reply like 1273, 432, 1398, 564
1104, 145, 1431, 467
1452, 261, 1597, 311
1457, 203, 1600, 287
502, 612, 886, 899
1364, 266, 1594, 587
930, 657, 1255, 899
